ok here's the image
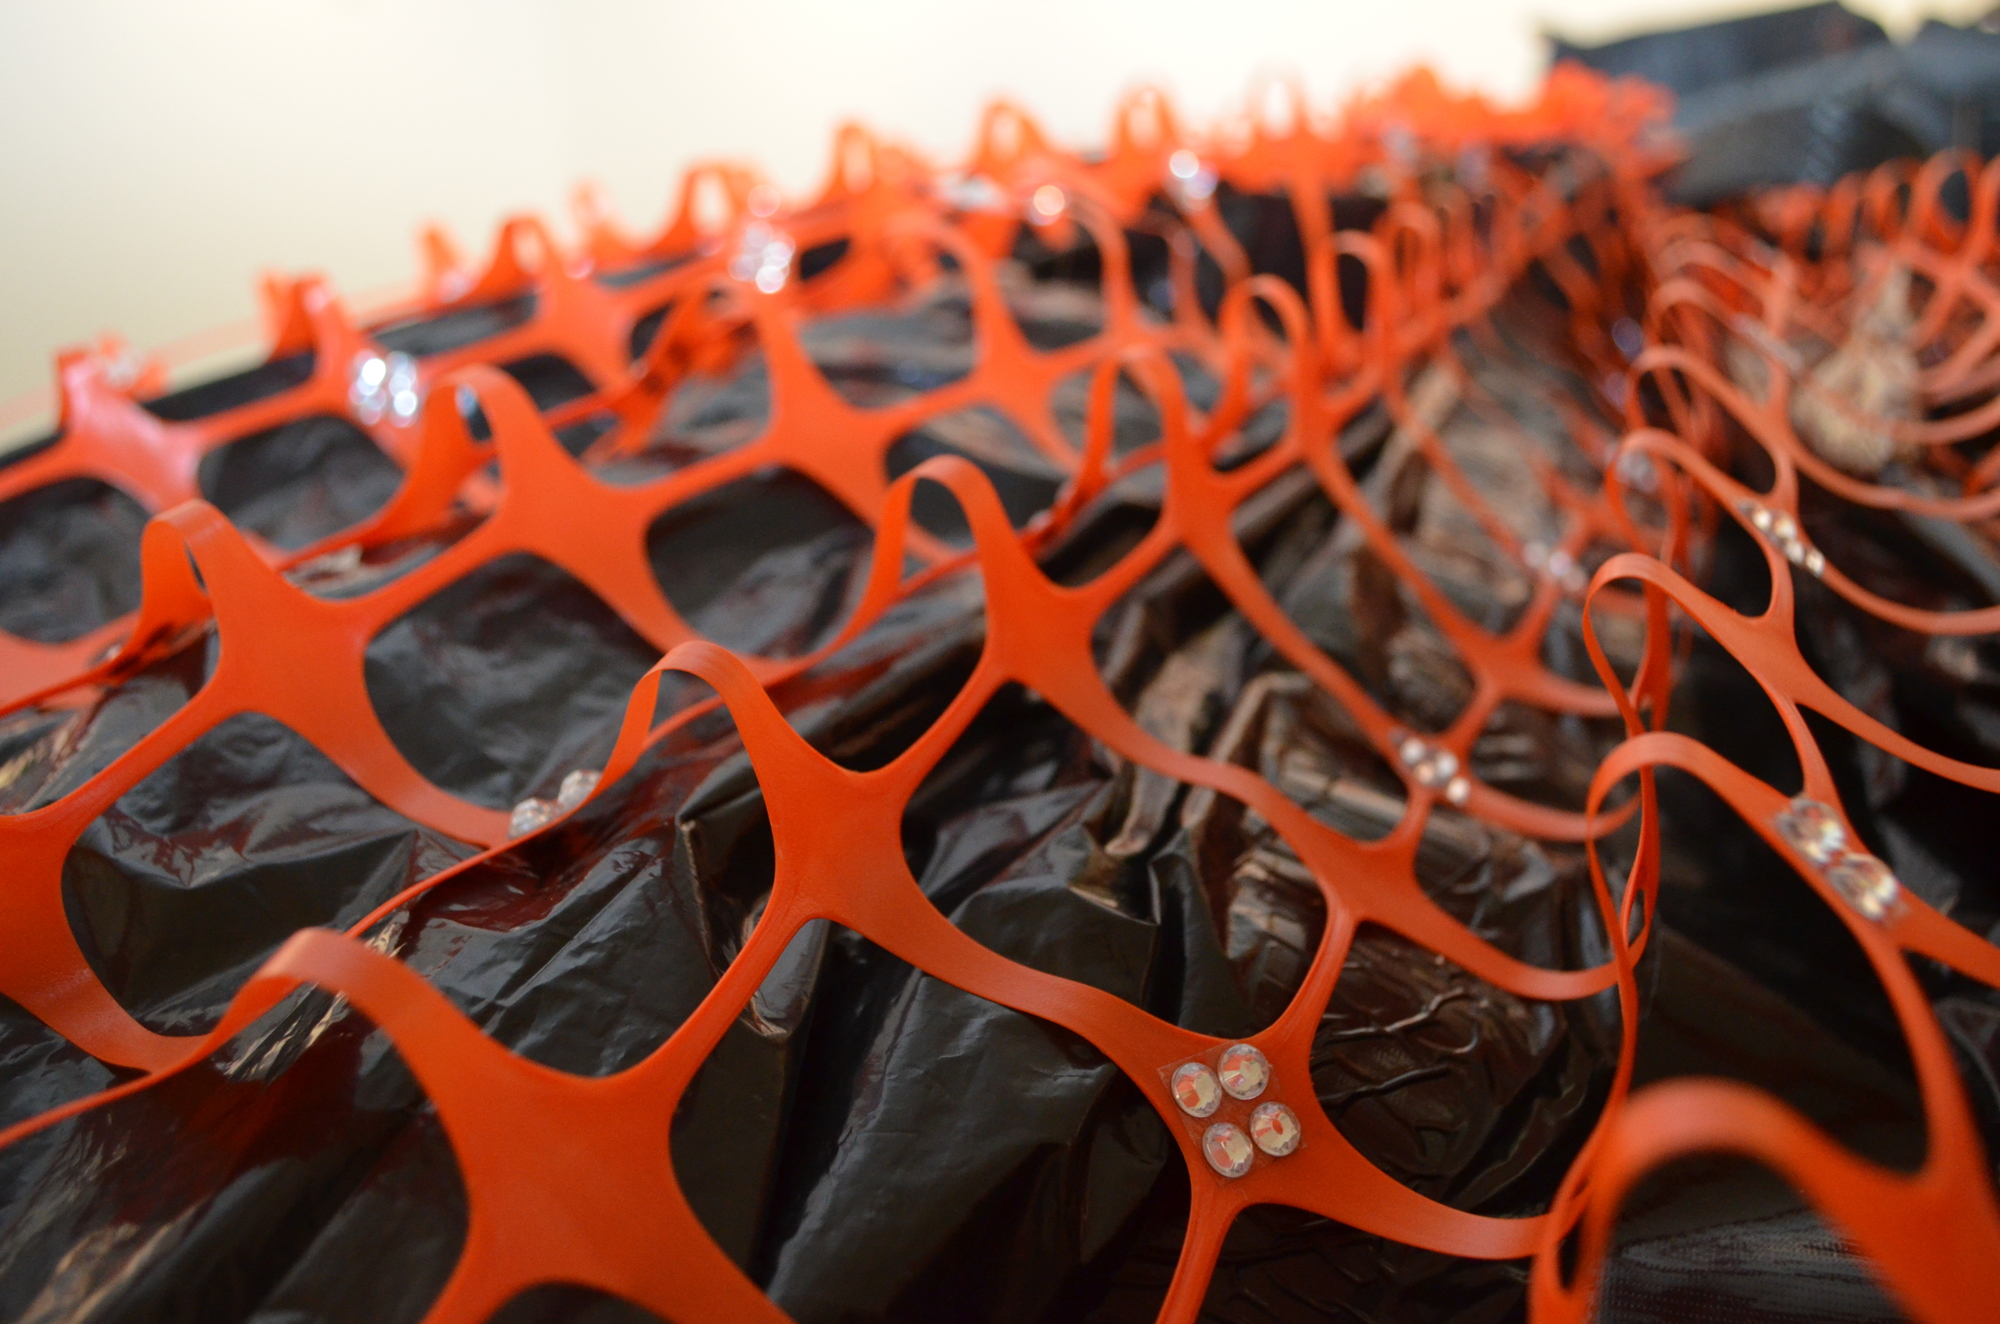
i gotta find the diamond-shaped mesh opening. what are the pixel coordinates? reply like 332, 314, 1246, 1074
1006, 226, 1109, 349
364, 552, 662, 809
799, 287, 978, 408
61, 711, 479, 1035
0, 476, 148, 642
885, 408, 1065, 543
400, 679, 773, 1081
0, 630, 215, 814
645, 467, 872, 660
1310, 923, 1618, 1213
197, 413, 402, 549
1200, 1202, 1534, 1322
1644, 770, 1929, 1169
138, 350, 316, 422
898, 682, 1322, 1035
1598, 1156, 1914, 1324
373, 293, 540, 358
1468, 701, 1624, 814
1050, 364, 1163, 457
676, 923, 1182, 1324
499, 352, 598, 412
644, 341, 772, 460
0, 1008, 467, 1323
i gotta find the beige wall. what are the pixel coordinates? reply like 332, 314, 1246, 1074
0, 0, 1983, 428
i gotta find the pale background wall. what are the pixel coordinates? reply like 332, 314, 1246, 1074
0, 0, 1986, 424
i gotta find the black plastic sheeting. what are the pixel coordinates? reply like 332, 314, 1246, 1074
198, 416, 404, 550
0, 477, 149, 643
1555, 3, 2000, 205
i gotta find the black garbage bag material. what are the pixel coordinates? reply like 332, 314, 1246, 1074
61, 711, 482, 1037
1550, 4, 1888, 100
0, 477, 149, 644
197, 415, 403, 551
1555, 5, 2000, 203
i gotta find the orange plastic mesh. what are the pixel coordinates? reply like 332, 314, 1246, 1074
6, 66, 1996, 1324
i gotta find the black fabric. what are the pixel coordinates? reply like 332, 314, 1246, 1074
1556, 7, 2000, 203
198, 415, 402, 549
140, 352, 317, 422
0, 476, 148, 643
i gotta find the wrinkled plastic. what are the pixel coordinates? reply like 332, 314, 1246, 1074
1557, 5, 2000, 203
6, 45, 2000, 1324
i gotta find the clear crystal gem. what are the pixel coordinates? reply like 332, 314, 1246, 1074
1771, 514, 1799, 543
1217, 1043, 1270, 1100
1750, 505, 1774, 531
557, 768, 601, 810
1804, 548, 1826, 576
1171, 1062, 1221, 1117
509, 797, 557, 838
1249, 1102, 1301, 1156
1445, 776, 1471, 806
1775, 796, 1846, 865
1202, 1122, 1255, 1178
1430, 750, 1459, 781
1828, 853, 1902, 921
1398, 736, 1427, 767
350, 350, 420, 425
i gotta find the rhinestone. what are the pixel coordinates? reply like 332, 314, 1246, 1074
298, 544, 363, 577
356, 354, 388, 388
1828, 853, 1902, 921
1171, 1062, 1221, 1117
1430, 750, 1459, 782
1217, 1043, 1270, 1099
1249, 1102, 1301, 1156
1771, 514, 1799, 543
1031, 183, 1067, 220
1775, 796, 1846, 865
754, 265, 786, 293
940, 172, 1005, 211
1783, 539, 1806, 565
1177, 163, 1217, 203
1169, 149, 1200, 180
1750, 505, 1774, 532
1617, 450, 1657, 492
1445, 776, 1471, 806
747, 183, 781, 217
1398, 736, 1428, 767
386, 352, 418, 392
103, 350, 143, 390
509, 797, 557, 838
1611, 317, 1645, 362
1804, 548, 1826, 576
1202, 1122, 1255, 1178
557, 768, 601, 810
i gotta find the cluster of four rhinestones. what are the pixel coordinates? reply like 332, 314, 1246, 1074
1168, 1043, 1301, 1179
